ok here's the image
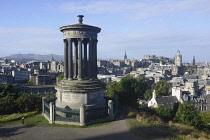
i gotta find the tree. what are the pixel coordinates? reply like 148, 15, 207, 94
174, 103, 203, 128
24, 80, 34, 86
15, 94, 42, 113
58, 73, 64, 83
153, 104, 172, 122
0, 96, 15, 115
151, 80, 170, 96
105, 75, 148, 108
0, 84, 43, 115
0, 84, 21, 100
105, 81, 119, 98
144, 89, 152, 100
0, 84, 15, 98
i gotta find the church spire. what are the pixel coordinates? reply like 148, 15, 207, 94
124, 51, 127, 60
52, 55, 54, 61
193, 56, 195, 65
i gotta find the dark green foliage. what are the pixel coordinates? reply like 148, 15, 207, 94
105, 81, 119, 98
174, 103, 204, 128
0, 97, 15, 115
151, 80, 170, 96
0, 84, 43, 115
153, 105, 172, 122
15, 94, 42, 113
144, 89, 152, 100
24, 80, 34, 86
200, 111, 210, 127
0, 84, 16, 98
105, 75, 147, 108
58, 73, 64, 83
143, 80, 170, 100
141, 103, 178, 122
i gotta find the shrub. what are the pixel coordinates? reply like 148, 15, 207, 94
174, 103, 204, 128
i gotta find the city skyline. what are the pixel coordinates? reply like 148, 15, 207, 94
1, 0, 210, 62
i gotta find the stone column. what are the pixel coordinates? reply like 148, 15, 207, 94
42, 97, 46, 115
95, 40, 98, 78
78, 38, 83, 80
83, 40, 88, 78
92, 39, 98, 79
80, 104, 86, 126
88, 39, 93, 79
74, 41, 78, 78
108, 100, 114, 120
63, 39, 68, 80
67, 38, 73, 80
50, 102, 55, 124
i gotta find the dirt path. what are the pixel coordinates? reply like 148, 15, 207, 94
0, 119, 147, 140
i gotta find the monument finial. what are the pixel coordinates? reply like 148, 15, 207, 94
77, 15, 84, 24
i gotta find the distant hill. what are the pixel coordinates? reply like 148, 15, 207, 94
1, 54, 64, 62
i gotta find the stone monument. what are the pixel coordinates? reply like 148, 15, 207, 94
43, 15, 114, 126
55, 15, 106, 114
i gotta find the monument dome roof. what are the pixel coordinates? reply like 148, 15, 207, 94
60, 15, 101, 33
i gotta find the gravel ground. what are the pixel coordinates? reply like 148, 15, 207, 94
0, 118, 147, 140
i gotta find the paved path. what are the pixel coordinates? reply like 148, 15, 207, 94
0, 119, 147, 140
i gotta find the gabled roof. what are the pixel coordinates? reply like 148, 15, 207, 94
156, 96, 178, 108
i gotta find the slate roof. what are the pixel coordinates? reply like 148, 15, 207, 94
187, 75, 198, 79
156, 96, 178, 108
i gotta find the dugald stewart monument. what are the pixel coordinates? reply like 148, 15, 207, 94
42, 15, 115, 126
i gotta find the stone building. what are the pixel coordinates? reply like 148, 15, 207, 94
148, 90, 178, 108
0, 74, 13, 84
196, 94, 210, 111
172, 50, 183, 76
174, 50, 182, 67
12, 69, 31, 84
30, 69, 57, 85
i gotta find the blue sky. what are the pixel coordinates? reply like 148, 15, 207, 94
0, 0, 210, 62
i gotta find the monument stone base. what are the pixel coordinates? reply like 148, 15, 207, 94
55, 79, 106, 110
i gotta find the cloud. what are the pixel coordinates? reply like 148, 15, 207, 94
59, 0, 210, 20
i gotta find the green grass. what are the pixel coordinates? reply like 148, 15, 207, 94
24, 114, 111, 128
0, 112, 111, 128
126, 117, 172, 139
126, 111, 210, 140
0, 111, 39, 126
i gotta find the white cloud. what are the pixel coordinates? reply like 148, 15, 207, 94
59, 0, 210, 20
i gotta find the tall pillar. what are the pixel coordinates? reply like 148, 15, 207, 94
63, 39, 68, 80
108, 100, 114, 120
80, 104, 86, 126
88, 39, 93, 79
74, 41, 78, 78
42, 97, 46, 115
95, 40, 98, 78
83, 40, 88, 79
67, 39, 73, 80
50, 102, 55, 124
78, 38, 83, 80
92, 39, 98, 79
